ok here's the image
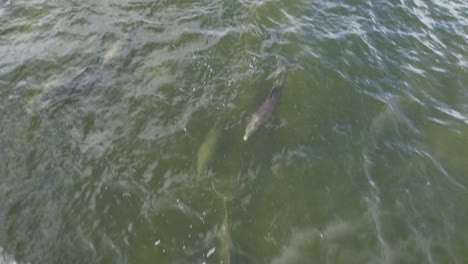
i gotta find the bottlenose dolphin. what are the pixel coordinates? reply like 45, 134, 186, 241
212, 176, 240, 264
243, 72, 287, 141
100, 23, 141, 68
26, 57, 99, 112
196, 124, 223, 183
40, 63, 92, 100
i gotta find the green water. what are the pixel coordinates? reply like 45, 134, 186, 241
1, 0, 467, 263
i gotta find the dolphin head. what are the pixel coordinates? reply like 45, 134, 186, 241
243, 115, 260, 141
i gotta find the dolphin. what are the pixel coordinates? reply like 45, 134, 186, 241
212, 176, 240, 264
40, 64, 91, 100
243, 72, 287, 141
100, 23, 141, 68
196, 124, 223, 183
26, 57, 99, 112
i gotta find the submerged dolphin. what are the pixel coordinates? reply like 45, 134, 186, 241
212, 176, 240, 264
41, 64, 91, 100
26, 57, 99, 111
100, 23, 141, 68
243, 73, 287, 141
196, 124, 223, 183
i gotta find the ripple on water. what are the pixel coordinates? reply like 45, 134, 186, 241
1, 0, 468, 263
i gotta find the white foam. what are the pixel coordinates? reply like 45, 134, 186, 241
0, 247, 19, 264
206, 247, 216, 257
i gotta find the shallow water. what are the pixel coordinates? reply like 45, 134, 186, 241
1, 0, 467, 263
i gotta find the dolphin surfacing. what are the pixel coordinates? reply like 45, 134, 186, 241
243, 76, 285, 141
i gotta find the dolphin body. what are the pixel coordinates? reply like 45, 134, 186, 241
41, 63, 92, 100
243, 72, 287, 141
26, 57, 99, 112
196, 124, 223, 183
100, 23, 141, 68
212, 176, 240, 264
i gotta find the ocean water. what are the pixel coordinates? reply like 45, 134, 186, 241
0, 0, 467, 263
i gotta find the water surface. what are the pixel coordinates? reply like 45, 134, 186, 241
1, 0, 467, 263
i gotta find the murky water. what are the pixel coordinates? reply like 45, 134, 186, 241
1, 0, 467, 263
